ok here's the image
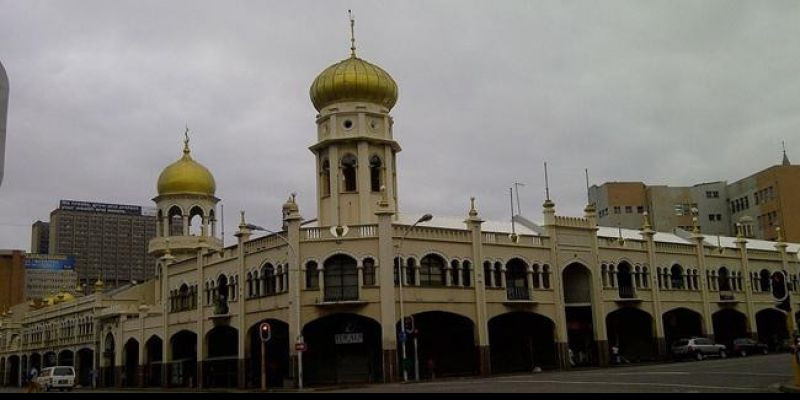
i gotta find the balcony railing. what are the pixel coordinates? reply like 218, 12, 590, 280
506, 286, 530, 301
323, 287, 360, 303
618, 286, 636, 299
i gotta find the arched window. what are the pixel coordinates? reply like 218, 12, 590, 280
542, 265, 551, 289
450, 260, 460, 286
263, 264, 276, 296
305, 262, 319, 289
617, 262, 635, 299
483, 261, 493, 288
363, 258, 376, 286
533, 264, 542, 289
718, 267, 732, 292
168, 206, 183, 236
369, 155, 382, 192
642, 267, 649, 289
494, 262, 503, 288
406, 258, 417, 285
324, 255, 359, 302
419, 255, 446, 287
462, 261, 472, 287
275, 265, 284, 293
189, 206, 204, 236
634, 266, 642, 288
601, 264, 609, 288
341, 154, 358, 192
759, 269, 772, 293
505, 259, 529, 300
156, 209, 163, 237
671, 265, 685, 289
246, 272, 253, 298
179, 284, 189, 311
321, 158, 331, 196
394, 257, 401, 286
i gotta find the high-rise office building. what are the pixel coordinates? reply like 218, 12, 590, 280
0, 60, 8, 187
48, 200, 158, 289
30, 220, 50, 254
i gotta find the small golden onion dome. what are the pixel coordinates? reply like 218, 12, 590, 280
310, 55, 398, 112
157, 138, 216, 197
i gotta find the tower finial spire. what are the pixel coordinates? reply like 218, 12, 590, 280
782, 141, 790, 166
348, 9, 356, 57
183, 125, 191, 155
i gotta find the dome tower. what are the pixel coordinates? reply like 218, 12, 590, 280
309, 15, 401, 228
149, 130, 222, 259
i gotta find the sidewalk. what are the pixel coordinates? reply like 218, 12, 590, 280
779, 382, 800, 394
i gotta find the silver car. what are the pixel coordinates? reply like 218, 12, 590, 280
671, 338, 727, 361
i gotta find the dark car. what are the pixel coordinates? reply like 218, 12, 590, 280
732, 338, 769, 357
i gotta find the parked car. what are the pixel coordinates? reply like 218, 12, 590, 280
671, 337, 727, 361
35, 366, 75, 392
732, 338, 769, 357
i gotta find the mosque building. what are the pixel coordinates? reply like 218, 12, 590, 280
1, 22, 800, 390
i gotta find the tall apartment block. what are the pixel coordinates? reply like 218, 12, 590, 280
47, 200, 158, 289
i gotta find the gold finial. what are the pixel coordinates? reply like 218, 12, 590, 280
183, 125, 191, 156
642, 211, 652, 231
348, 9, 356, 57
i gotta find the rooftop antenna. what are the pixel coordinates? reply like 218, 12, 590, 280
348, 9, 356, 57
544, 162, 551, 202
513, 182, 525, 215
183, 124, 191, 155
509, 187, 517, 234
585, 169, 591, 204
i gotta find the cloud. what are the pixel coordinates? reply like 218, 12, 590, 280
0, 0, 798, 250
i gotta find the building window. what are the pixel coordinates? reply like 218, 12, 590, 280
637, 206, 645, 214
419, 255, 446, 287
614, 206, 621, 215
462, 261, 472, 287
324, 255, 359, 302
341, 154, 358, 192
369, 156, 382, 192
363, 258, 376, 286
625, 206, 633, 214
321, 159, 331, 196
305, 261, 319, 289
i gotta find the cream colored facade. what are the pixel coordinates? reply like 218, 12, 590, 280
3, 36, 800, 390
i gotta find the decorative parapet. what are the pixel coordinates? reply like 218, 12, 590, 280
392, 225, 472, 243
553, 215, 592, 229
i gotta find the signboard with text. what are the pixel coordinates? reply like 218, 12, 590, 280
24, 254, 75, 270
59, 200, 143, 216
335, 333, 364, 345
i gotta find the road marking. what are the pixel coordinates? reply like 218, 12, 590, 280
494, 380, 763, 392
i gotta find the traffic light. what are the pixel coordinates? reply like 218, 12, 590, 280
259, 322, 272, 342
771, 271, 791, 312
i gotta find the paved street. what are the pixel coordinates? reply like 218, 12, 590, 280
0, 354, 793, 393
332, 354, 793, 393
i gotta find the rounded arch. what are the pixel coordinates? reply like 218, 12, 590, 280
123, 338, 140, 387
419, 253, 447, 287
670, 264, 685, 289
303, 313, 382, 385
759, 269, 772, 292
341, 153, 358, 192
169, 330, 198, 387
712, 308, 748, 350
489, 312, 556, 372
399, 311, 477, 378
188, 205, 204, 236
718, 266, 732, 292
505, 258, 529, 299
57, 349, 74, 367
756, 308, 789, 351
144, 335, 163, 387
204, 325, 238, 388
369, 154, 382, 192
663, 307, 704, 349
167, 205, 184, 236
323, 254, 359, 302
247, 318, 289, 389
606, 307, 655, 362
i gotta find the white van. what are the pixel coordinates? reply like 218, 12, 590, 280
36, 366, 76, 391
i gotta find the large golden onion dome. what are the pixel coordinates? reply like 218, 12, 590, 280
157, 135, 216, 197
310, 46, 398, 111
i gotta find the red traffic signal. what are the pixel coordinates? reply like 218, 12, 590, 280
259, 322, 272, 342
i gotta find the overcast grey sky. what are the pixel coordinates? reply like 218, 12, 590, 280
0, 0, 798, 251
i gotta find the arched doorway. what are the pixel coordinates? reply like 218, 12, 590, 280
204, 326, 238, 388
756, 309, 789, 351
400, 311, 477, 379
123, 339, 139, 387
713, 309, 748, 349
214, 275, 230, 315
29, 353, 41, 372
7, 356, 20, 387
247, 319, 290, 389
606, 308, 655, 362
43, 351, 56, 368
663, 308, 703, 349
324, 255, 359, 302
144, 336, 163, 387
76, 349, 94, 387
563, 263, 596, 366
57, 350, 74, 367
169, 330, 197, 387
304, 313, 381, 385
489, 312, 556, 373
102, 333, 115, 387
247, 319, 290, 388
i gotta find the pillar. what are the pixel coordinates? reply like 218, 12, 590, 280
466, 200, 490, 376
376, 195, 398, 382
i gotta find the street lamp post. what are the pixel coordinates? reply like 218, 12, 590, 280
396, 214, 433, 383
245, 223, 304, 391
